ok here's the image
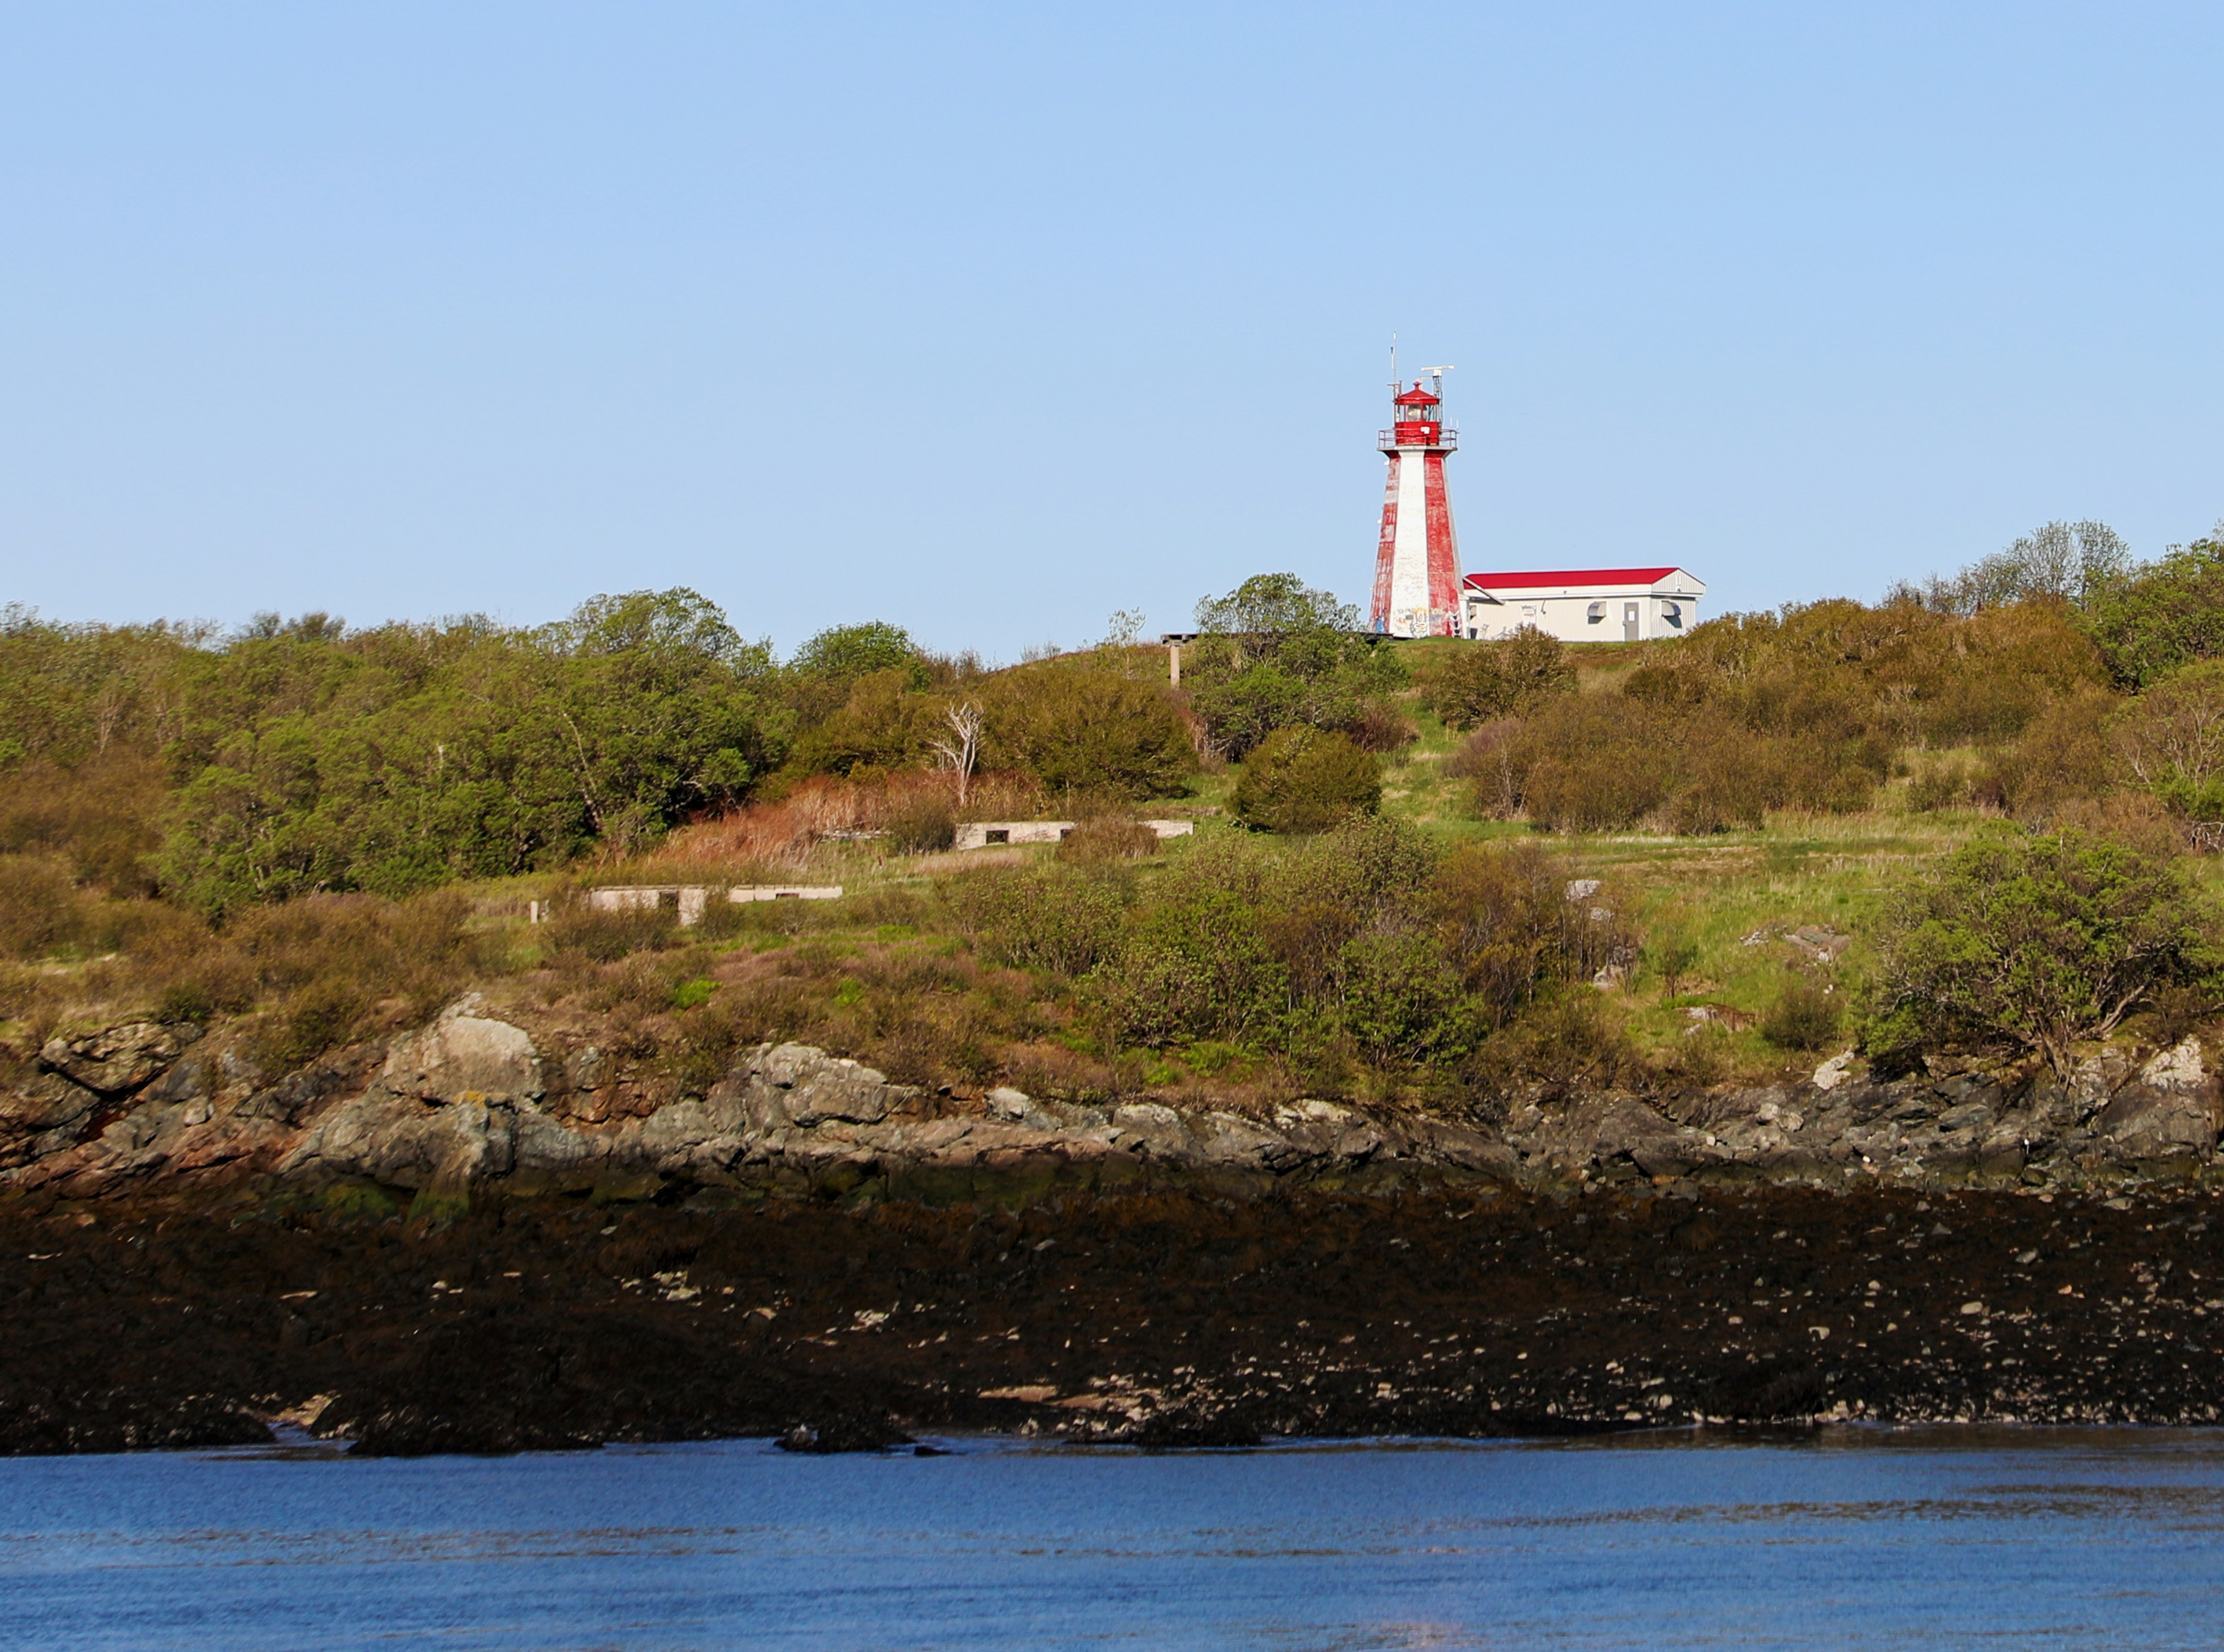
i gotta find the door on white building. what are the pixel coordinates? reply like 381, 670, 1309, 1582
1622, 602, 1639, 641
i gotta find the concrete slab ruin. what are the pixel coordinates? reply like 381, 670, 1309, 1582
575, 885, 843, 926
953, 820, 1196, 851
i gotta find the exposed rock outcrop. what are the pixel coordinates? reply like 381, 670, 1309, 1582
3, 1003, 2217, 1204
39, 1021, 197, 1097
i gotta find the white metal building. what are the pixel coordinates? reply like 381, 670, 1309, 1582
1461, 566, 1705, 643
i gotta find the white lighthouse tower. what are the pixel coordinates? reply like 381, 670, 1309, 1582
1368, 370, 1463, 637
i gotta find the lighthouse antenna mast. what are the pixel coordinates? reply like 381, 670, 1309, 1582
1388, 333, 1399, 396
1422, 365, 1454, 403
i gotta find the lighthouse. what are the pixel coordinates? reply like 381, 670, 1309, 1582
1368, 373, 1462, 637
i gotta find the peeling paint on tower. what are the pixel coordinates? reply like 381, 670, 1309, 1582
1369, 372, 1462, 637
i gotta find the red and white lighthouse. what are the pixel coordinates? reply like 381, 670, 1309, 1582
1368, 374, 1462, 636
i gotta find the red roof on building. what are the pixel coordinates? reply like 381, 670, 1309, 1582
1392, 382, 1441, 407
1464, 567, 1685, 591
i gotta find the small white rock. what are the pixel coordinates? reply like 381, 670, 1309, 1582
1811, 1051, 1856, 1092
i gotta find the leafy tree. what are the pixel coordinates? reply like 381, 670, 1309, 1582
2081, 537, 2224, 688
1233, 727, 1380, 833
978, 667, 1195, 798
783, 669, 940, 779
553, 587, 767, 669
1182, 573, 1405, 758
1870, 826, 2222, 1075
1194, 572, 1358, 636
146, 592, 786, 913
789, 619, 924, 682
783, 621, 930, 730
1887, 520, 2132, 615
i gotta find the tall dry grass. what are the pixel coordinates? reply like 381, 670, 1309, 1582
643, 770, 1049, 874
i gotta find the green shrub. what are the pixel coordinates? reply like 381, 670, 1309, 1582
1649, 931, 1701, 1000
783, 668, 938, 779
980, 668, 1196, 797
1522, 749, 1669, 833
2081, 538, 2224, 688
1430, 627, 1576, 730
1233, 728, 1380, 833
0, 750, 165, 894
1430, 840, 1629, 1023
1336, 931, 1474, 1063
2113, 658, 2224, 819
255, 978, 364, 1072
1179, 573, 1408, 758
1466, 990, 1634, 1095
1991, 686, 2118, 816
941, 864, 1130, 976
1662, 744, 1772, 833
1445, 719, 1523, 815
1870, 825, 2223, 1074
1078, 836, 1289, 1046
1501, 687, 1886, 835
1345, 703, 1418, 752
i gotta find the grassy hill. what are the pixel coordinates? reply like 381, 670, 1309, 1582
4, 566, 2223, 1116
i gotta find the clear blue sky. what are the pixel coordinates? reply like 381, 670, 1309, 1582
3, 3, 2220, 658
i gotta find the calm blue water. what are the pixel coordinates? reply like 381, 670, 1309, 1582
4, 1428, 2223, 1649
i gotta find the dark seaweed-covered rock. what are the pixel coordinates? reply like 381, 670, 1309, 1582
1125, 1410, 1264, 1449
775, 1415, 916, 1454
345, 1405, 602, 1458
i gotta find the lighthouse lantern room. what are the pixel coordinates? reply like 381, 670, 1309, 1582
1368, 373, 1463, 637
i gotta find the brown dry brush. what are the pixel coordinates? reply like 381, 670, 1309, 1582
574, 939, 1076, 1103
644, 770, 1050, 874
0, 885, 499, 1077
1439, 599, 2138, 834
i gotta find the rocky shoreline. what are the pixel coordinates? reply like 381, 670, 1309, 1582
3, 1003, 2221, 1455
8, 999, 2217, 1207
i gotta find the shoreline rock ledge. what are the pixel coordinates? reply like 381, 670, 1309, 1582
2, 999, 2217, 1203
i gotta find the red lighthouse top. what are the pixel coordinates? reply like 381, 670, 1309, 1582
1381, 380, 1453, 451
